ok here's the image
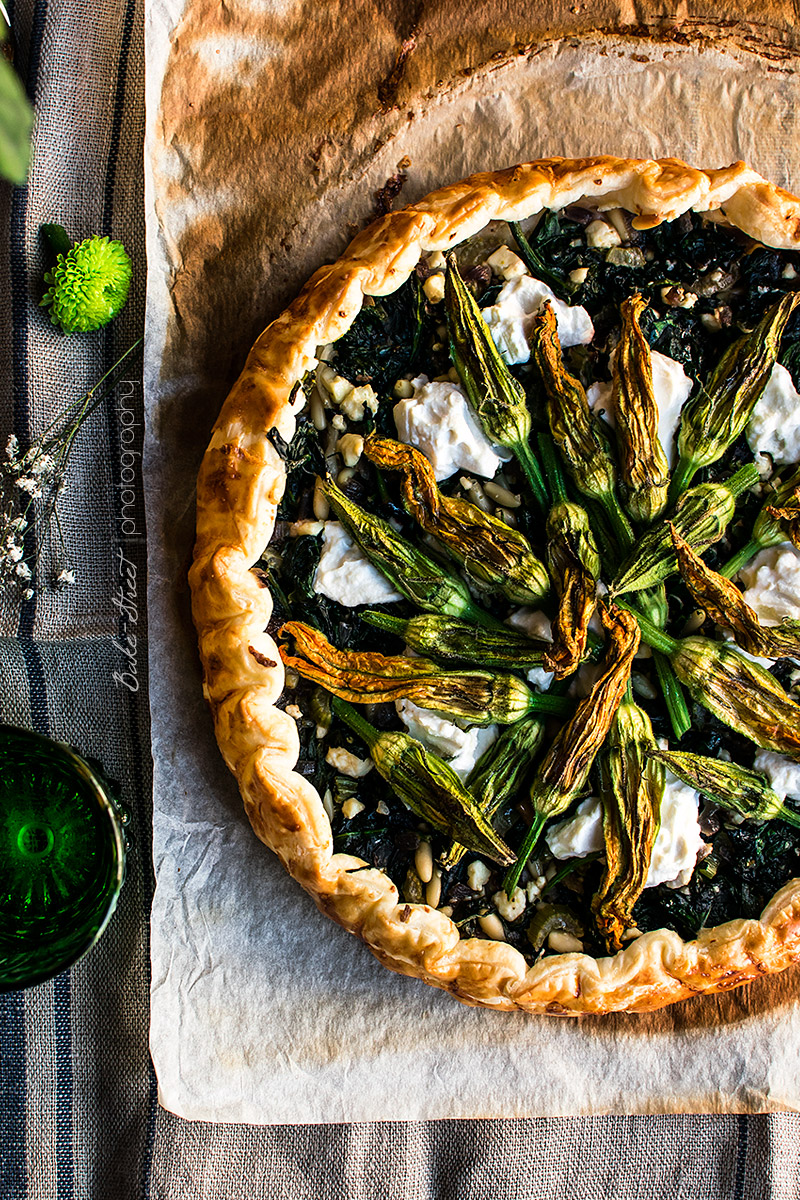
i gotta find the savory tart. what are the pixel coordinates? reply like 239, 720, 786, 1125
190, 157, 800, 1014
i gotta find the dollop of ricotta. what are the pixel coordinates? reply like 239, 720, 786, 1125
545, 773, 704, 889
395, 698, 498, 780
393, 375, 508, 481
313, 522, 402, 607
586, 350, 692, 468
747, 362, 800, 466
507, 608, 555, 691
738, 543, 800, 625
753, 749, 800, 802
480, 274, 594, 365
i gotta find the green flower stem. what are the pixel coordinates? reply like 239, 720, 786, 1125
599, 490, 636, 554
509, 221, 576, 301
513, 438, 549, 512
524, 693, 573, 717
727, 463, 762, 499
332, 696, 378, 751
653, 650, 691, 740
719, 538, 761, 579
536, 431, 568, 505
616, 601, 679, 656
503, 811, 548, 896
361, 611, 405, 636
667, 455, 697, 505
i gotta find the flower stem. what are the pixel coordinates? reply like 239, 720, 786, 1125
361, 611, 406, 635
615, 600, 679, 656
503, 810, 548, 896
331, 695, 378, 751
719, 538, 760, 579
536, 431, 567, 505
668, 455, 697, 505
513, 437, 549, 513
599, 490, 636, 553
778, 806, 800, 830
653, 650, 691, 740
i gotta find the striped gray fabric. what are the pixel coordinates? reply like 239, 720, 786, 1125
1, 0, 800, 1196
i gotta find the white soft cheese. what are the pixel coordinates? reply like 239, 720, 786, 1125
395, 699, 498, 780
313, 522, 402, 607
753, 750, 800, 802
325, 747, 373, 778
739, 543, 800, 625
747, 362, 800, 466
507, 608, 555, 691
545, 774, 704, 889
480, 274, 594, 365
393, 375, 508, 481
586, 351, 692, 469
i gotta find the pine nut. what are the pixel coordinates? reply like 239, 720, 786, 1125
425, 869, 442, 909
484, 481, 521, 508
337, 433, 364, 468
313, 476, 330, 521
478, 913, 506, 941
415, 840, 434, 884
337, 467, 355, 486
310, 392, 327, 431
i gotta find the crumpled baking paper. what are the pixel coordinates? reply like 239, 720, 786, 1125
144, 1, 800, 1122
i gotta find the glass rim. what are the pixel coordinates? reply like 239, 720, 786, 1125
0, 724, 128, 992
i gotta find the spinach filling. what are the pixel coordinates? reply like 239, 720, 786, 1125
264, 207, 800, 962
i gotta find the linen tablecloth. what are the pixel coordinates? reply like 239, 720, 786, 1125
1, 0, 799, 1194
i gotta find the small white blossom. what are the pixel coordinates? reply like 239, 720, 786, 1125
6, 545, 23, 563
15, 561, 32, 581
22, 588, 34, 600
53, 567, 75, 588
15, 476, 42, 496
4, 435, 19, 461
31, 454, 55, 478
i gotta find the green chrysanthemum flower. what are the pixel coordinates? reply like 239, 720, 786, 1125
41, 236, 132, 334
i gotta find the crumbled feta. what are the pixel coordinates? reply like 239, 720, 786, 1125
467, 859, 492, 891
326, 747, 373, 778
486, 246, 528, 280
753, 750, 800, 802
342, 797, 366, 819
395, 699, 498, 779
747, 362, 800, 465
423, 273, 445, 304
314, 522, 402, 607
480, 274, 594, 365
586, 219, 622, 249
393, 375, 509, 481
492, 886, 526, 922
586, 351, 692, 468
527, 666, 556, 692
545, 774, 704, 889
739, 544, 800, 625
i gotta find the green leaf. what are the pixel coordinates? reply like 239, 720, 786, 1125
0, 53, 33, 186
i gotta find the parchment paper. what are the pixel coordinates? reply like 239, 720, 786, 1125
144, 2, 800, 1123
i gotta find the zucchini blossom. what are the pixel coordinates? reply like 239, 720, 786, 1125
671, 291, 800, 499
332, 698, 515, 865
720, 464, 800, 578
41, 234, 132, 334
651, 748, 800, 829
361, 610, 549, 670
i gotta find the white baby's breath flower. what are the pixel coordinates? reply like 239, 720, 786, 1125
4, 434, 19, 462
53, 567, 75, 588
15, 561, 32, 581
22, 588, 34, 600
32, 454, 55, 478
15, 476, 42, 496
6, 544, 23, 563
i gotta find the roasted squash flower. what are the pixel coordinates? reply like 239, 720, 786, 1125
544, 498, 600, 679
650, 748, 800, 829
720, 464, 800, 578
322, 478, 500, 629
504, 601, 641, 894
593, 697, 665, 953
444, 255, 549, 511
363, 435, 549, 605
277, 621, 570, 724
332, 697, 515, 865
671, 523, 800, 660
611, 294, 671, 524
611, 463, 759, 596
529, 302, 635, 552
623, 605, 800, 760
41, 233, 132, 334
361, 610, 550, 670
442, 714, 546, 869
670, 290, 800, 499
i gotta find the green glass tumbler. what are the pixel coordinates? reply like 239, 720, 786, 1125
0, 725, 128, 991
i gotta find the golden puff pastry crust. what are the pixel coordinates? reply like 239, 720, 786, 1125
190, 156, 800, 1015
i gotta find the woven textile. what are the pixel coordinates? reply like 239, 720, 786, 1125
1, 0, 800, 1196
